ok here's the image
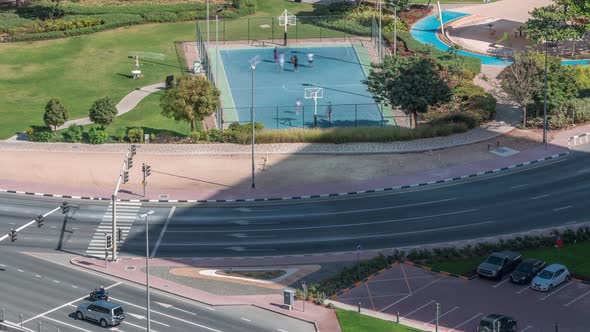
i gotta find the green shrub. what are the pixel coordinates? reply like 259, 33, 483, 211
574, 66, 590, 97
127, 127, 144, 143
189, 131, 200, 143
88, 127, 108, 144
26, 126, 54, 142
63, 124, 83, 143
112, 128, 127, 143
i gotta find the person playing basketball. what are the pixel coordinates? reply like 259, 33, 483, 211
293, 55, 299, 72
273, 47, 278, 62
307, 53, 314, 67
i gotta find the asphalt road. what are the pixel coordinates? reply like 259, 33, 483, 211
1, 147, 590, 259
0, 249, 315, 332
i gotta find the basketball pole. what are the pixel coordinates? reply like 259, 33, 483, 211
313, 94, 318, 128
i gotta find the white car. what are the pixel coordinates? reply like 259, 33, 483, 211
530, 264, 570, 292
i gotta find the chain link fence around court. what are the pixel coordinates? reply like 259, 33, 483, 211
221, 103, 409, 129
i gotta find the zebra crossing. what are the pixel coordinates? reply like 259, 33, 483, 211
85, 201, 142, 258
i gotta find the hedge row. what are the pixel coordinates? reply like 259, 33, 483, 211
320, 227, 590, 297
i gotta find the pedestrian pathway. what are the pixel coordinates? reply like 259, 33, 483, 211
6, 83, 165, 142
85, 201, 141, 258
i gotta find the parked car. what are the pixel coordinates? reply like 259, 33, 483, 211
510, 258, 546, 284
76, 300, 125, 328
477, 314, 517, 332
531, 264, 570, 292
477, 251, 522, 281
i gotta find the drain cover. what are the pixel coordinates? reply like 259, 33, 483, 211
125, 266, 136, 271
490, 147, 519, 157
158, 194, 170, 200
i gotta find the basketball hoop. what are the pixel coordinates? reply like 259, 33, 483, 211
278, 9, 296, 46
304, 87, 324, 128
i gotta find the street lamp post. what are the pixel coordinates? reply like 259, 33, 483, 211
215, 8, 223, 86
543, 30, 549, 150
378, 0, 382, 63
141, 210, 155, 332
249, 56, 260, 189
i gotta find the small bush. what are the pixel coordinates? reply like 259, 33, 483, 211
189, 131, 200, 143
63, 124, 83, 143
112, 128, 127, 142
127, 127, 144, 143
88, 127, 108, 144
26, 126, 54, 142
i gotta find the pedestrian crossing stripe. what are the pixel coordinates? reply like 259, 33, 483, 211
85, 202, 141, 258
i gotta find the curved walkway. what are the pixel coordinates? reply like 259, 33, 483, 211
6, 82, 165, 142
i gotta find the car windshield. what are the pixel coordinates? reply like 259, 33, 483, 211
538, 270, 553, 279
486, 256, 503, 265
516, 263, 533, 273
114, 307, 124, 316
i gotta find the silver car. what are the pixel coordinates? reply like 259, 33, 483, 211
530, 264, 570, 292
76, 300, 125, 327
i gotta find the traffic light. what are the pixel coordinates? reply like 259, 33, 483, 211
117, 227, 123, 242
130, 145, 137, 156
10, 229, 16, 242
106, 234, 113, 249
142, 164, 152, 177
127, 157, 133, 169
123, 170, 129, 184
61, 202, 69, 214
36, 215, 44, 227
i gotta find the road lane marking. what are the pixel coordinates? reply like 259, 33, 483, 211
380, 277, 446, 312
277, 329, 288, 332
40, 316, 92, 332
17, 269, 23, 272
565, 220, 577, 225
516, 286, 529, 294
152, 206, 176, 258
553, 206, 572, 211
241, 318, 251, 322
540, 281, 574, 300
154, 300, 209, 313
35, 275, 42, 278
128, 312, 170, 327
111, 298, 222, 332
23, 282, 122, 323
448, 313, 482, 332
123, 320, 158, 332
519, 326, 533, 332
72, 285, 78, 289
564, 289, 590, 306
492, 278, 511, 288
511, 184, 528, 189
531, 194, 550, 200
400, 264, 412, 294
402, 300, 434, 319
424, 306, 459, 325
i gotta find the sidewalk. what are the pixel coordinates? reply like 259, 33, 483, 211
71, 256, 341, 332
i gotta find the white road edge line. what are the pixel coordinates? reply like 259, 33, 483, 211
23, 282, 122, 323
448, 313, 482, 332
564, 289, 590, 306
151, 206, 176, 258
110, 297, 221, 332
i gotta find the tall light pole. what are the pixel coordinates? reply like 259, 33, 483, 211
215, 7, 223, 86
543, 29, 549, 149
206, 0, 210, 47
140, 210, 155, 332
378, 0, 382, 63
249, 56, 260, 189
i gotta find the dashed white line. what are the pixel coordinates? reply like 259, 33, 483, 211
553, 206, 573, 211
0, 264, 5, 267
72, 285, 78, 289
565, 220, 577, 225
35, 275, 42, 278
17, 269, 23, 272
531, 194, 550, 200
511, 184, 528, 189
241, 318, 251, 322
277, 329, 289, 332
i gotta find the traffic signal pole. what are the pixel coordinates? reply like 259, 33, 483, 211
112, 145, 135, 262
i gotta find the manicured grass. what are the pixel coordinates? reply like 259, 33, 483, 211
337, 309, 423, 332
412, 0, 494, 3
0, 22, 194, 139
429, 241, 590, 277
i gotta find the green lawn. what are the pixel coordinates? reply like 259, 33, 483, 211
337, 309, 423, 332
0, 22, 193, 139
429, 241, 590, 277
412, 0, 494, 3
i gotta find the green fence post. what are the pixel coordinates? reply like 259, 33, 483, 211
248, 18, 250, 44
302, 106, 305, 128
355, 105, 358, 128
276, 107, 279, 129
272, 17, 275, 44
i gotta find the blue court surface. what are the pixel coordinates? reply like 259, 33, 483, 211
219, 46, 384, 129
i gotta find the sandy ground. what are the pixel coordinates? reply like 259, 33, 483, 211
0, 129, 546, 194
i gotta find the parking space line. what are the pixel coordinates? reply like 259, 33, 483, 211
400, 264, 413, 294
23, 282, 122, 323
379, 276, 446, 312
516, 286, 530, 294
365, 283, 376, 310
241, 318, 251, 322
39, 316, 92, 332
519, 326, 533, 332
123, 320, 157, 332
110, 297, 221, 332
540, 281, 574, 300
402, 300, 434, 319
492, 278, 511, 288
424, 306, 459, 325
448, 313, 482, 332
564, 289, 590, 306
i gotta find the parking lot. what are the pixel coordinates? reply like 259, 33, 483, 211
335, 263, 590, 331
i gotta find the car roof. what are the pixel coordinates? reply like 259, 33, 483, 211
94, 300, 122, 309
543, 264, 565, 272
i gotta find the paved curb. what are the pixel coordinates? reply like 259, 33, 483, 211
0, 152, 569, 203
568, 132, 590, 148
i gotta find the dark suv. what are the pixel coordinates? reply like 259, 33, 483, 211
477, 314, 517, 332
510, 258, 546, 284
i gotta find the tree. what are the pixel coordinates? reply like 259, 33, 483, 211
160, 75, 221, 132
88, 97, 118, 128
364, 55, 451, 128
526, 5, 569, 55
43, 98, 68, 131
499, 55, 542, 127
